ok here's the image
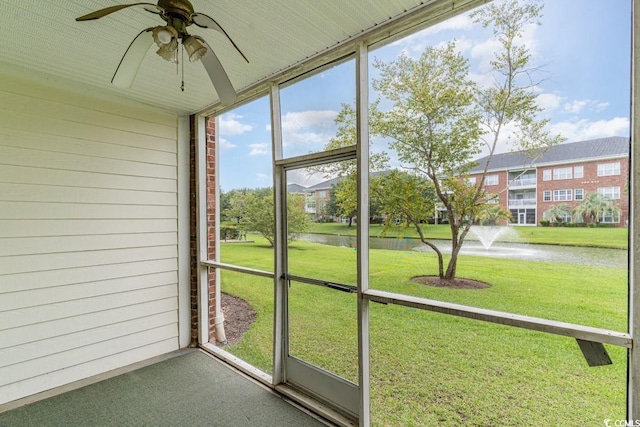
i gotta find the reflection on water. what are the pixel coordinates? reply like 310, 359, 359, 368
298, 233, 628, 269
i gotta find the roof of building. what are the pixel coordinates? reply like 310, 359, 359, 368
469, 136, 629, 173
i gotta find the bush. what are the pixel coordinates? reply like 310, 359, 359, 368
588, 223, 596, 228
596, 223, 616, 228
574, 222, 588, 228
539, 220, 550, 227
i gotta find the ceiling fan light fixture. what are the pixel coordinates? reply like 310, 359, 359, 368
156, 43, 178, 63
152, 25, 178, 47
183, 35, 207, 62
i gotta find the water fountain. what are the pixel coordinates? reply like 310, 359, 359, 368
468, 226, 515, 250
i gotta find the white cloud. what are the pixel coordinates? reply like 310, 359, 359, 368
219, 113, 252, 135
547, 117, 630, 142
249, 143, 269, 156
536, 93, 565, 111
563, 100, 589, 114
280, 110, 338, 151
563, 99, 610, 114
219, 137, 237, 150
256, 173, 269, 181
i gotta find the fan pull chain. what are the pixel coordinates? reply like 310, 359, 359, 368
180, 42, 185, 92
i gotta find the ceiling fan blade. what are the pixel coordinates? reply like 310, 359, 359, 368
111, 28, 154, 88
200, 39, 237, 105
191, 12, 249, 63
76, 2, 158, 21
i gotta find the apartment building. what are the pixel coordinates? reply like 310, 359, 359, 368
468, 136, 629, 226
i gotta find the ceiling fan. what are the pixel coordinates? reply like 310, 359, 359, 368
76, 0, 249, 105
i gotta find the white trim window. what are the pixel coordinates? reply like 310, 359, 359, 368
597, 162, 621, 176
485, 174, 499, 186
542, 169, 552, 181
574, 166, 584, 179
553, 167, 572, 180
553, 189, 572, 201
598, 186, 621, 199
574, 188, 584, 201
600, 210, 620, 223
543, 191, 551, 202
467, 177, 477, 185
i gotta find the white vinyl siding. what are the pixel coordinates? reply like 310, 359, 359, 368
0, 75, 180, 405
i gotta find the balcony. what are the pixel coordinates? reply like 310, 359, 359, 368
508, 198, 537, 207
509, 177, 537, 188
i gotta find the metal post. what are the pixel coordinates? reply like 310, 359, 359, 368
629, 0, 639, 421
356, 40, 371, 427
270, 82, 287, 385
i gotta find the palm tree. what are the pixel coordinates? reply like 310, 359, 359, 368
477, 205, 512, 226
573, 192, 620, 224
544, 203, 572, 224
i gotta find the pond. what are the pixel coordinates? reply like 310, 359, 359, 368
298, 233, 628, 269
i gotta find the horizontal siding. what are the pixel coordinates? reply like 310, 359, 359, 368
0, 74, 181, 405
0, 219, 177, 238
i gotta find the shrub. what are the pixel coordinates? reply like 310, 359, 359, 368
539, 220, 550, 227
588, 223, 596, 228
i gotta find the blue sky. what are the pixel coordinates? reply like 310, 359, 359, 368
218, 0, 632, 191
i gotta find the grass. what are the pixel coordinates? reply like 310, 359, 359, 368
219, 236, 628, 426
307, 222, 629, 249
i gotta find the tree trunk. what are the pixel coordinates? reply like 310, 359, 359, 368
348, 216, 353, 227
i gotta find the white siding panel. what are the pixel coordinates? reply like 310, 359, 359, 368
0, 219, 177, 238
0, 129, 177, 166
0, 339, 177, 405
0, 312, 177, 369
1, 259, 177, 293
0, 165, 176, 192
0, 74, 181, 405
0, 145, 176, 178
0, 233, 177, 257
0, 183, 176, 205
0, 299, 178, 350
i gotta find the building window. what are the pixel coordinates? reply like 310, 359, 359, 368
553, 167, 572, 180
575, 189, 584, 201
574, 166, 584, 179
467, 177, 477, 185
486, 193, 499, 204
485, 175, 499, 186
598, 186, 621, 199
543, 169, 551, 181
598, 162, 621, 176
553, 189, 572, 201
600, 210, 620, 224
543, 191, 551, 202
318, 190, 327, 198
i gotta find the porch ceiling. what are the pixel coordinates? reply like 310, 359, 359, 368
0, 0, 430, 115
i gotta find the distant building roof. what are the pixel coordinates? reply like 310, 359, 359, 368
469, 136, 629, 173
286, 183, 308, 193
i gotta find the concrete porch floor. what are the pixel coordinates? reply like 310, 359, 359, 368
0, 349, 332, 427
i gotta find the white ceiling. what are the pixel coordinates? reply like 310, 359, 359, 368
0, 0, 447, 115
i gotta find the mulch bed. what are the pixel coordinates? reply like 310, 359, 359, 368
220, 293, 257, 346
411, 275, 491, 289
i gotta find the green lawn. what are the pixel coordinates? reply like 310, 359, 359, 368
307, 222, 629, 248
219, 236, 628, 426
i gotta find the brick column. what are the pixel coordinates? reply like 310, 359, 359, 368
188, 115, 199, 346
189, 115, 222, 345
205, 117, 220, 341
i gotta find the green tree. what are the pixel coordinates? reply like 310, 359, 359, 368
477, 205, 512, 226
375, 170, 435, 229
228, 188, 309, 246
373, 0, 563, 281
544, 204, 572, 224
574, 193, 620, 225
314, 102, 390, 227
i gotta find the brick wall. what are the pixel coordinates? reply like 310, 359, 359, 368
205, 117, 217, 340
189, 115, 220, 346
537, 158, 629, 225
189, 115, 198, 346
